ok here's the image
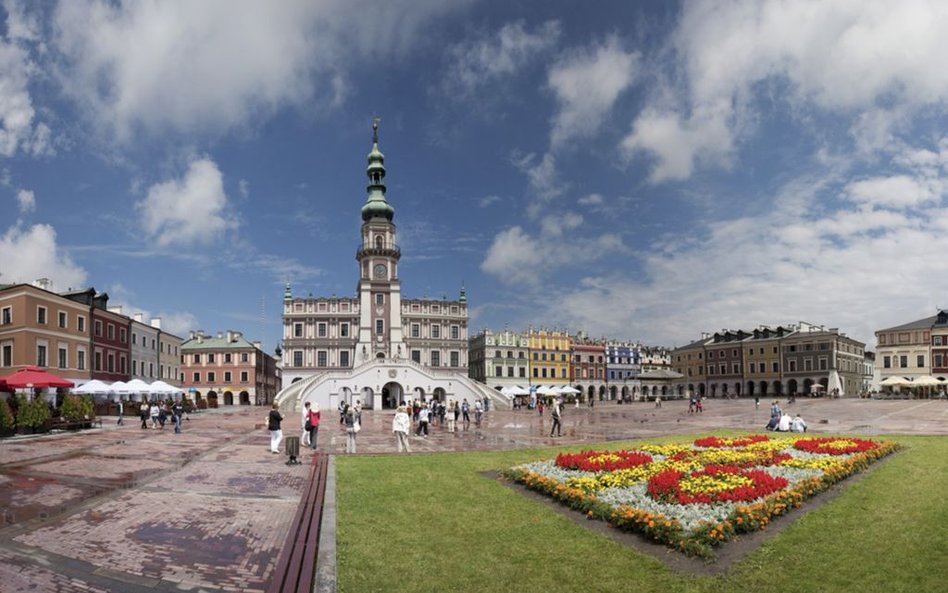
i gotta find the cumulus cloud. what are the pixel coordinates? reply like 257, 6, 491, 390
0, 37, 49, 157
479, 194, 501, 208
138, 157, 238, 247
0, 223, 87, 290
49, 0, 472, 143
443, 20, 561, 96
548, 35, 638, 148
482, 222, 627, 287
623, 0, 948, 182
15, 188, 34, 213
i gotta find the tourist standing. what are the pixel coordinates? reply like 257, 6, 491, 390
139, 401, 149, 429
344, 406, 358, 454
307, 403, 321, 450
393, 404, 411, 453
446, 402, 457, 433
550, 398, 562, 437
149, 401, 160, 428
461, 399, 471, 424
474, 399, 483, 426
268, 403, 284, 454
655, 395, 662, 409
172, 401, 184, 434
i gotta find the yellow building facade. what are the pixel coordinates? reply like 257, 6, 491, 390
528, 329, 571, 384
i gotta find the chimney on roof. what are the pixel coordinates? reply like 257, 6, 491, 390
216, 332, 224, 339
150, 317, 161, 330
33, 278, 52, 290
226, 330, 234, 342
253, 341, 262, 350
133, 313, 143, 322
108, 306, 123, 315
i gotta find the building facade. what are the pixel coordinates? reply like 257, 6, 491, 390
157, 322, 183, 386
180, 330, 281, 406
528, 329, 571, 385
468, 328, 530, 389
0, 282, 92, 385
875, 314, 936, 382
129, 313, 160, 382
672, 322, 869, 397
571, 335, 606, 401
275, 121, 499, 411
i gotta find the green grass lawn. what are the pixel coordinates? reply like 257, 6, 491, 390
336, 434, 948, 593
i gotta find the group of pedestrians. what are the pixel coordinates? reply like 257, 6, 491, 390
138, 400, 186, 433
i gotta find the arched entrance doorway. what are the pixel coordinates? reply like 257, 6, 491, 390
598, 385, 606, 400
759, 381, 768, 396
433, 387, 446, 401
381, 381, 403, 409
360, 387, 374, 408
609, 385, 618, 400
773, 381, 782, 395
788, 379, 798, 395
207, 391, 218, 408
340, 387, 354, 406
413, 387, 425, 403
239, 390, 250, 405
698, 383, 706, 397
587, 385, 595, 402
223, 391, 233, 406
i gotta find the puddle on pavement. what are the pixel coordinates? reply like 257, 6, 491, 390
134, 522, 251, 567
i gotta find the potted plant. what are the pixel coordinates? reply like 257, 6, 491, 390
0, 398, 14, 437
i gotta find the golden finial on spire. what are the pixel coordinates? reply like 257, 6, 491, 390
372, 117, 380, 143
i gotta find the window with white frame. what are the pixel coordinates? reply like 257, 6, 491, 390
317, 351, 328, 367
431, 324, 440, 339
375, 320, 384, 335
77, 316, 85, 332
1, 306, 11, 325
411, 323, 420, 338
340, 323, 349, 337
37, 306, 47, 324
430, 351, 440, 367
293, 351, 304, 367
318, 323, 327, 337
2, 342, 12, 366
58, 311, 67, 328
36, 342, 48, 367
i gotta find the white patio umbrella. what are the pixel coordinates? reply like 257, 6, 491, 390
557, 386, 581, 394
73, 379, 114, 395
124, 379, 153, 400
880, 376, 910, 386
536, 385, 559, 396
149, 380, 184, 395
911, 376, 939, 386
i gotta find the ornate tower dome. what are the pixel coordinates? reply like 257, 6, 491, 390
361, 118, 395, 222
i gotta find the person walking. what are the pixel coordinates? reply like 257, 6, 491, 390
344, 406, 358, 454
452, 400, 460, 426
474, 399, 483, 426
267, 403, 284, 454
139, 401, 149, 429
301, 402, 312, 447
416, 405, 430, 437
117, 400, 124, 425
307, 403, 321, 450
172, 400, 184, 434
461, 399, 471, 425
550, 398, 562, 437
393, 404, 411, 453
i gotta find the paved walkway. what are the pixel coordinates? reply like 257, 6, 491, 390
0, 399, 944, 592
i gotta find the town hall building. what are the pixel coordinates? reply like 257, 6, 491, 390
276, 121, 502, 412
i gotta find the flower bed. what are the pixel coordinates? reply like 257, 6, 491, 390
503, 434, 899, 558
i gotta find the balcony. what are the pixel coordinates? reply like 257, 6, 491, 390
356, 243, 401, 260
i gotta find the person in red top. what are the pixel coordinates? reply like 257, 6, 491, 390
306, 403, 321, 450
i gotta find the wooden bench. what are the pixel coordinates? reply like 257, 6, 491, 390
267, 453, 329, 593
49, 416, 103, 431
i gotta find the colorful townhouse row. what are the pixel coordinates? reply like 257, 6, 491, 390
0, 279, 281, 406
468, 328, 675, 401
670, 321, 871, 398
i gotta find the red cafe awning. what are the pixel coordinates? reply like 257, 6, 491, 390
0, 366, 75, 389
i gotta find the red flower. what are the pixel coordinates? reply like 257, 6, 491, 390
793, 437, 879, 456
555, 450, 654, 472
694, 435, 770, 448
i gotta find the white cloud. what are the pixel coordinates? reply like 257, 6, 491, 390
479, 194, 501, 208
0, 223, 87, 290
238, 179, 250, 199
50, 0, 472, 143
482, 221, 627, 287
15, 188, 34, 213
538, 139, 948, 347
137, 157, 237, 247
443, 20, 561, 96
578, 193, 604, 206
624, 0, 948, 181
548, 35, 638, 148
0, 38, 45, 157
512, 151, 566, 216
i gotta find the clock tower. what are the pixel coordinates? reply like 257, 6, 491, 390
355, 119, 405, 362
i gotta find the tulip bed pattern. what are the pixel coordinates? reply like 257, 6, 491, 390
503, 435, 899, 558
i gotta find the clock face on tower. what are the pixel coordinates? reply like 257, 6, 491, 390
373, 264, 387, 279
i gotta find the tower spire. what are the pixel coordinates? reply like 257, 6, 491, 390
362, 117, 394, 222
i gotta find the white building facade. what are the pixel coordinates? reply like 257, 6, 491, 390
276, 122, 501, 412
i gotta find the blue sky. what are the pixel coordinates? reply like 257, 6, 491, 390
2, 0, 947, 353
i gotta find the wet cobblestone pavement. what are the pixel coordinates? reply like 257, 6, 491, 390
0, 398, 944, 592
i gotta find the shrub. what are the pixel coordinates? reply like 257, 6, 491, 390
0, 398, 15, 434
15, 393, 51, 430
